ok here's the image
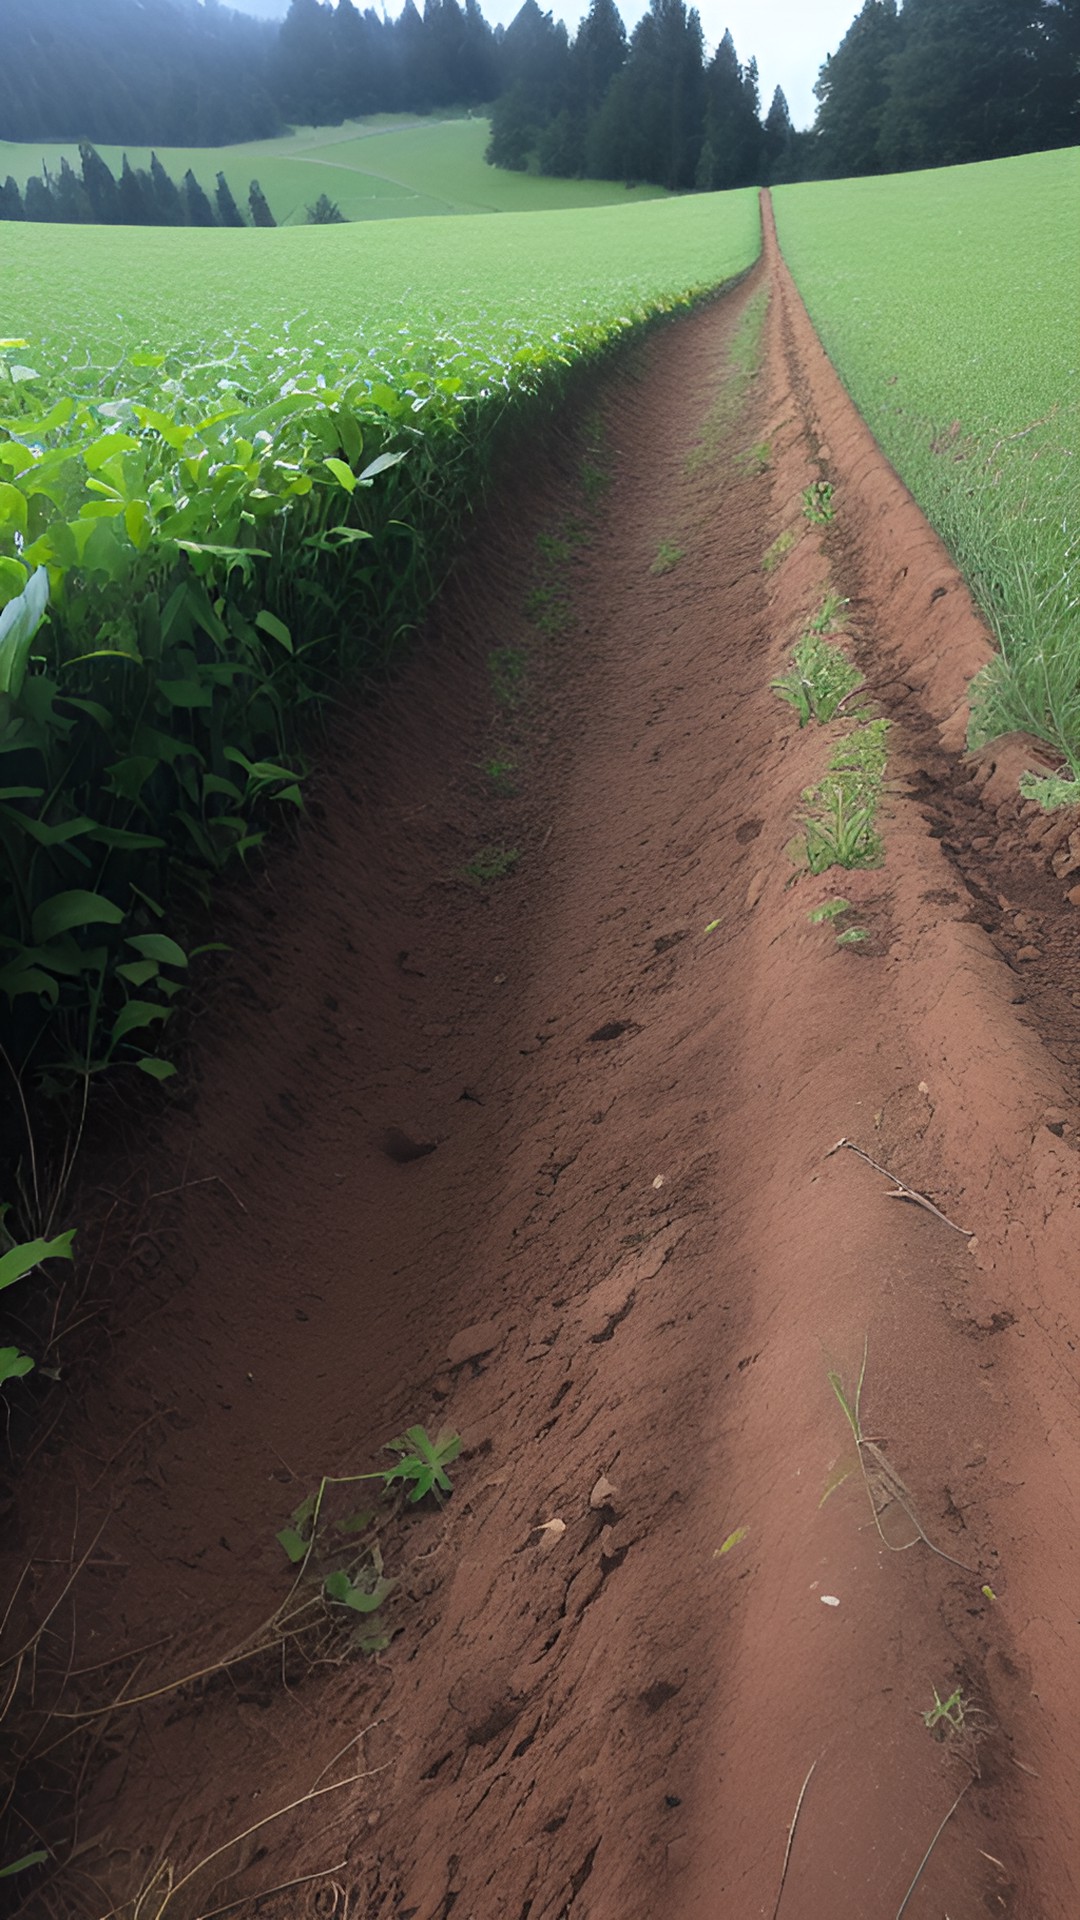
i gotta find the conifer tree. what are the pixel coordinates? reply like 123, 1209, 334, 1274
54, 155, 93, 221
79, 143, 121, 220
150, 152, 185, 225
248, 179, 277, 227
0, 176, 25, 220
183, 169, 217, 227
118, 153, 152, 223
24, 174, 56, 221
215, 171, 246, 226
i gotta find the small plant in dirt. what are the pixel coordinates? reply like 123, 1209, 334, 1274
921, 1685, 969, 1740
800, 723, 890, 875
802, 479, 835, 524
480, 755, 518, 796
465, 845, 519, 885
808, 590, 849, 634
650, 540, 684, 576
488, 646, 526, 707
808, 896, 869, 945
772, 631, 864, 725
524, 580, 572, 635
802, 776, 883, 874
1018, 768, 1080, 811
276, 1424, 462, 1653
737, 439, 771, 472
762, 528, 796, 573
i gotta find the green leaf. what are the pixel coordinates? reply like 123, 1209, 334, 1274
324, 1568, 395, 1614
0, 965, 59, 1004
358, 449, 407, 482
336, 1509, 376, 1536
383, 1425, 462, 1503
276, 1525, 309, 1564
0, 565, 49, 699
136, 1057, 177, 1081
31, 890, 124, 943
110, 1000, 171, 1046
323, 456, 356, 495
255, 609, 293, 652
0, 1849, 49, 1879
715, 1527, 748, 1556
0, 1347, 34, 1386
126, 933, 188, 968
0, 1230, 75, 1295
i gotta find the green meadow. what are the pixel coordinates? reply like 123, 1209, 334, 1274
774, 148, 1080, 772
0, 115, 669, 225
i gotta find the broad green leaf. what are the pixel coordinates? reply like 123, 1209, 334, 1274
0, 483, 28, 537
116, 960, 160, 988
255, 609, 293, 652
0, 566, 49, 698
32, 891, 123, 943
358, 449, 408, 482
276, 1525, 309, 1564
0, 965, 59, 1004
0, 1230, 75, 1295
324, 1568, 395, 1614
111, 1000, 171, 1046
127, 933, 188, 968
323, 457, 356, 494
0, 1347, 34, 1386
136, 1057, 177, 1080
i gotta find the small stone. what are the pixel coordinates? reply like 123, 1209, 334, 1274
1015, 945, 1040, 962
590, 1474, 619, 1510
1067, 886, 1080, 907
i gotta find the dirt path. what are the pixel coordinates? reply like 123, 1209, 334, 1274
5, 201, 1080, 1920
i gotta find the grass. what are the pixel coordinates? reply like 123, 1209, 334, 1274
774, 148, 1080, 779
2, 188, 761, 363
0, 115, 671, 227
650, 540, 684, 575
465, 845, 519, 884
762, 528, 796, 573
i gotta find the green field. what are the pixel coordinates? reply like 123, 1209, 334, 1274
3, 190, 754, 364
774, 148, 1080, 777
0, 116, 669, 225
0, 188, 759, 1094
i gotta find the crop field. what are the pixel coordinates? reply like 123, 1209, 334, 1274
774, 147, 1080, 778
0, 188, 759, 1100
0, 116, 669, 225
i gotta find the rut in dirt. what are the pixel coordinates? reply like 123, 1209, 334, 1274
5, 210, 1080, 1920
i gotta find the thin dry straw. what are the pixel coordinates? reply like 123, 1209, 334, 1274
895, 1780, 971, 1919
771, 1760, 817, 1920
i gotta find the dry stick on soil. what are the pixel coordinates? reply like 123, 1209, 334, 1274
829, 1339, 980, 1576
894, 1779, 972, 1919
194, 1861, 349, 1920
770, 1760, 817, 1920
122, 1759, 389, 1920
826, 1138, 973, 1237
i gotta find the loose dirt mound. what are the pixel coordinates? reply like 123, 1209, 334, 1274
4, 202, 1079, 1920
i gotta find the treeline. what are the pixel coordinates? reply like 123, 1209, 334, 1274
1, 0, 1076, 181
487, 0, 784, 190
813, 0, 1080, 178
0, 0, 500, 147
491, 0, 1080, 191
0, 146, 277, 227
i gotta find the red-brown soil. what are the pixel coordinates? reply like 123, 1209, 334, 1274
4, 197, 1080, 1920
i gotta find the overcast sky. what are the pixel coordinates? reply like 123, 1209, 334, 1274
228, 0, 861, 130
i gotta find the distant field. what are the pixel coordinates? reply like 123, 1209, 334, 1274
0, 116, 669, 225
773, 148, 1080, 763
3, 189, 753, 365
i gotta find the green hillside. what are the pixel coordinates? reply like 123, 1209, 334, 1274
0, 116, 669, 225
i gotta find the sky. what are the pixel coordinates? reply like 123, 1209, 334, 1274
226, 0, 861, 131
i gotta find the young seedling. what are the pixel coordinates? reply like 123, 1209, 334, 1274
488, 646, 526, 708
464, 845, 519, 885
763, 529, 796, 573
802, 480, 835, 524
772, 632, 863, 725
808, 591, 849, 634
921, 1685, 968, 1740
650, 540, 684, 575
808, 897, 870, 946
480, 755, 518, 796
828, 1341, 978, 1573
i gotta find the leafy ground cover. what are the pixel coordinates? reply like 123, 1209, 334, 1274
0, 116, 669, 226
0, 189, 759, 1150
773, 147, 1080, 774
